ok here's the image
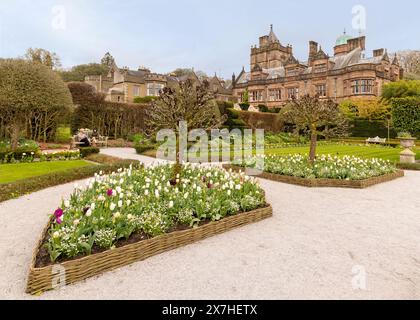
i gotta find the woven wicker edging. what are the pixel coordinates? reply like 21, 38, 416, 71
26, 205, 273, 295
223, 165, 405, 189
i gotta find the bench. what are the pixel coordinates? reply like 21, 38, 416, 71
366, 137, 386, 145
94, 136, 108, 148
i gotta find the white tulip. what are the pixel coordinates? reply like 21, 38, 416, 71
73, 219, 80, 226
110, 203, 116, 211
168, 201, 174, 208
118, 200, 123, 208
85, 209, 92, 217
64, 200, 70, 208
53, 231, 60, 238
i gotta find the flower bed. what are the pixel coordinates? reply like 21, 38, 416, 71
227, 154, 403, 188
0, 150, 80, 164
27, 164, 271, 294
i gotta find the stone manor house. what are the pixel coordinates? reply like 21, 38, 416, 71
85, 61, 232, 103
232, 25, 403, 109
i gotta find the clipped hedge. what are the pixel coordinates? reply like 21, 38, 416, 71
79, 147, 100, 158
391, 97, 420, 138
222, 108, 248, 130
238, 111, 283, 133
0, 159, 142, 203
350, 119, 397, 138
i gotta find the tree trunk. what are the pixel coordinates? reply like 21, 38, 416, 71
309, 126, 317, 163
173, 133, 182, 178
11, 122, 21, 151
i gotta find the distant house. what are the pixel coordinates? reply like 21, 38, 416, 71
85, 61, 233, 103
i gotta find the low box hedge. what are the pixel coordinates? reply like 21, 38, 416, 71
79, 147, 100, 158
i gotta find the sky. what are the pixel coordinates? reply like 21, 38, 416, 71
0, 0, 419, 79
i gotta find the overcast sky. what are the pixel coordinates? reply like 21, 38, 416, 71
0, 0, 419, 78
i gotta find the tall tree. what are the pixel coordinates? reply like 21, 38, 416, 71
58, 63, 109, 82
146, 79, 225, 173
280, 95, 349, 162
24, 48, 61, 69
101, 52, 115, 67
397, 50, 420, 79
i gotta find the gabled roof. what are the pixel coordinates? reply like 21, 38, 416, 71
313, 48, 329, 60
268, 24, 280, 43
284, 55, 299, 66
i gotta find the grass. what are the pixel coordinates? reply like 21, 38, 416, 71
142, 143, 420, 163
0, 160, 91, 184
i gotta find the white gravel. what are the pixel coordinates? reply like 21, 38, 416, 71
0, 148, 419, 300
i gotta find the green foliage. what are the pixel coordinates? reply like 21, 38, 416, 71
0, 59, 73, 147
350, 119, 397, 138
340, 98, 390, 120
382, 80, 420, 100
58, 63, 109, 82
55, 126, 72, 143
239, 111, 283, 132
223, 108, 248, 130
391, 97, 420, 137
239, 103, 250, 111
24, 48, 61, 69
68, 82, 148, 139
133, 96, 157, 104
79, 147, 100, 158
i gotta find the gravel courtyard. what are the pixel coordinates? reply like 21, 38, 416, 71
0, 148, 419, 300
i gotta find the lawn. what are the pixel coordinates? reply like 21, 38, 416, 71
0, 160, 92, 184
145, 143, 420, 163
263, 144, 420, 162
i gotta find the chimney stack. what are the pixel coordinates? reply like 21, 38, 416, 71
308, 41, 318, 65
373, 49, 385, 57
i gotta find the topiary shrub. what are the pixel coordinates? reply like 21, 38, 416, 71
79, 147, 100, 158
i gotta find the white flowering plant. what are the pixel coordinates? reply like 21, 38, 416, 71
232, 154, 397, 180
46, 164, 266, 262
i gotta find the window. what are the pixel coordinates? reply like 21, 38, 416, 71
352, 79, 373, 95
314, 64, 327, 73
268, 89, 281, 101
316, 84, 327, 97
250, 91, 264, 102
147, 83, 164, 96
287, 87, 299, 99
133, 86, 140, 97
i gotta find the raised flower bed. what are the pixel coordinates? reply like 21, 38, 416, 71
27, 164, 272, 294
225, 154, 404, 189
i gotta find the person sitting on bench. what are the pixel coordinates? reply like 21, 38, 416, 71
77, 129, 91, 147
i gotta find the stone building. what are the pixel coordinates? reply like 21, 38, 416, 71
85, 61, 233, 103
232, 25, 403, 109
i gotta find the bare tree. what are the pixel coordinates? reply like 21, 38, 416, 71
146, 79, 225, 172
280, 95, 349, 162
397, 50, 420, 79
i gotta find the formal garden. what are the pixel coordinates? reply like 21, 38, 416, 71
0, 58, 419, 297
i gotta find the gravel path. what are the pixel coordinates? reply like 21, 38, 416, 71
0, 148, 419, 300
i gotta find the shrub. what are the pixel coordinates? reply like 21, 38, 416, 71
239, 103, 250, 111
0, 59, 73, 147
55, 126, 72, 144
68, 82, 148, 139
350, 119, 397, 138
133, 96, 157, 104
391, 97, 420, 138
79, 147, 100, 158
382, 80, 420, 100
239, 110, 283, 132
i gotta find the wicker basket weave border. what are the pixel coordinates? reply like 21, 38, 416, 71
26, 205, 273, 295
223, 165, 404, 189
